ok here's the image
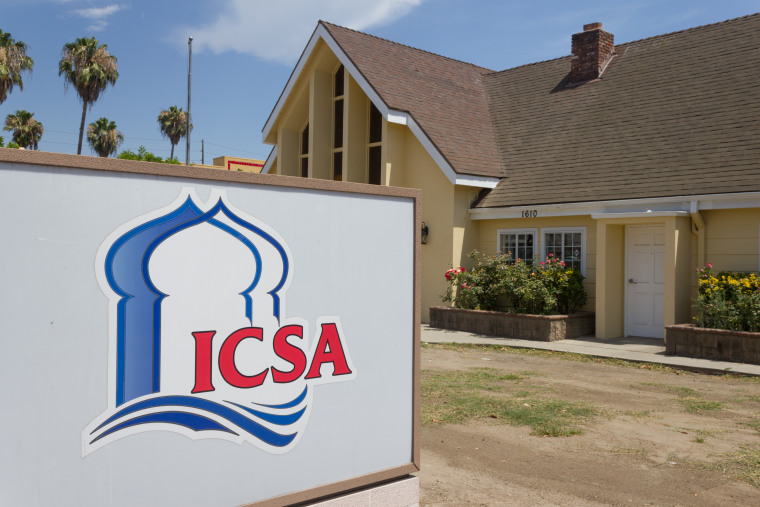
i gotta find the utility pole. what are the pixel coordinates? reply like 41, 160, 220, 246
186, 37, 192, 166
201, 139, 205, 165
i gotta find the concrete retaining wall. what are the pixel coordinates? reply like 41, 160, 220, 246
429, 307, 595, 341
665, 324, 760, 364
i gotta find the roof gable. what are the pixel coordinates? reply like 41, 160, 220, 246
321, 22, 503, 180
262, 21, 502, 186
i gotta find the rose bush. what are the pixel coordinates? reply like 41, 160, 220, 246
442, 251, 587, 315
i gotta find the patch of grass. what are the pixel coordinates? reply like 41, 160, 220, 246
422, 342, 685, 373
622, 410, 651, 418
422, 367, 596, 436
669, 386, 697, 397
681, 398, 723, 413
713, 446, 760, 488
718, 373, 760, 384
640, 382, 723, 414
422, 342, 760, 381
426, 367, 532, 392
686, 428, 722, 443
748, 419, 760, 434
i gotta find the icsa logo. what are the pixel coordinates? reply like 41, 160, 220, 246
83, 189, 355, 455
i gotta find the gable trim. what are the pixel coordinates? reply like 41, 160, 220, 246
262, 23, 498, 190
262, 146, 277, 174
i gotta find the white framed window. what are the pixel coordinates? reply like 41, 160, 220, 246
497, 228, 537, 262
542, 227, 586, 274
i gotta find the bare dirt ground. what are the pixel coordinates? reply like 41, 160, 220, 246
419, 344, 760, 506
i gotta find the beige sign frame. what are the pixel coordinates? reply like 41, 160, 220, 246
0, 148, 421, 507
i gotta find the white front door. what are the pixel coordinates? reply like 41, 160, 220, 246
625, 226, 665, 338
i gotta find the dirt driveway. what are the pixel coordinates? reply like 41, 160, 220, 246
419, 343, 760, 506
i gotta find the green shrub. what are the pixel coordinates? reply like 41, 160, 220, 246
443, 250, 509, 310
442, 251, 587, 315
695, 264, 760, 331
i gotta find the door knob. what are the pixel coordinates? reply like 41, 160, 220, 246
628, 278, 637, 284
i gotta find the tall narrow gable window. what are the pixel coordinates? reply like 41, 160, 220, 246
368, 103, 382, 185
300, 122, 309, 178
332, 64, 344, 181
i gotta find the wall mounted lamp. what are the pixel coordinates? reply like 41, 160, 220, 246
421, 222, 429, 244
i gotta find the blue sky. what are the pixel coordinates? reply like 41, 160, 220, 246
1, 0, 757, 163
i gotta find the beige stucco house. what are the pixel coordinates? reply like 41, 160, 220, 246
261, 14, 760, 339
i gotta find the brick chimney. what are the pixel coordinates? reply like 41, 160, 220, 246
569, 22, 614, 84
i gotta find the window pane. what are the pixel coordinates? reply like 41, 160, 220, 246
333, 99, 344, 149
545, 233, 561, 259
332, 151, 343, 181
369, 103, 382, 143
334, 64, 344, 97
300, 157, 308, 178
501, 235, 515, 255
300, 124, 309, 155
501, 233, 533, 264
368, 146, 381, 184
545, 231, 583, 271
518, 233, 533, 261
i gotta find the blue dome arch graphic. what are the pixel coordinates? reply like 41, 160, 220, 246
104, 195, 290, 406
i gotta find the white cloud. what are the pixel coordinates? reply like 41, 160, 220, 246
178, 0, 424, 63
71, 3, 128, 32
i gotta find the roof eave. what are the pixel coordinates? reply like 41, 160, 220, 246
469, 191, 760, 219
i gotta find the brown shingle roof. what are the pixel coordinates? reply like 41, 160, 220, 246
477, 13, 760, 208
321, 22, 503, 178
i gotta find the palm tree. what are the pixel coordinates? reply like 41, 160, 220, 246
0, 30, 33, 105
157, 106, 190, 160
4, 109, 43, 150
86, 117, 123, 157
59, 37, 118, 155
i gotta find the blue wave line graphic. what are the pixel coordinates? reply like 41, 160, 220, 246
90, 394, 305, 448
253, 386, 308, 409
90, 411, 236, 444
228, 403, 306, 425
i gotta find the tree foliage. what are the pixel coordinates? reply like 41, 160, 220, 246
86, 117, 123, 157
0, 29, 33, 105
4, 109, 43, 150
157, 105, 190, 160
117, 145, 179, 164
59, 37, 118, 155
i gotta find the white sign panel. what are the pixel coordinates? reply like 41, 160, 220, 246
0, 155, 418, 506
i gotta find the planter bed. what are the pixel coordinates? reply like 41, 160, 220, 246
665, 324, 760, 364
429, 306, 595, 342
